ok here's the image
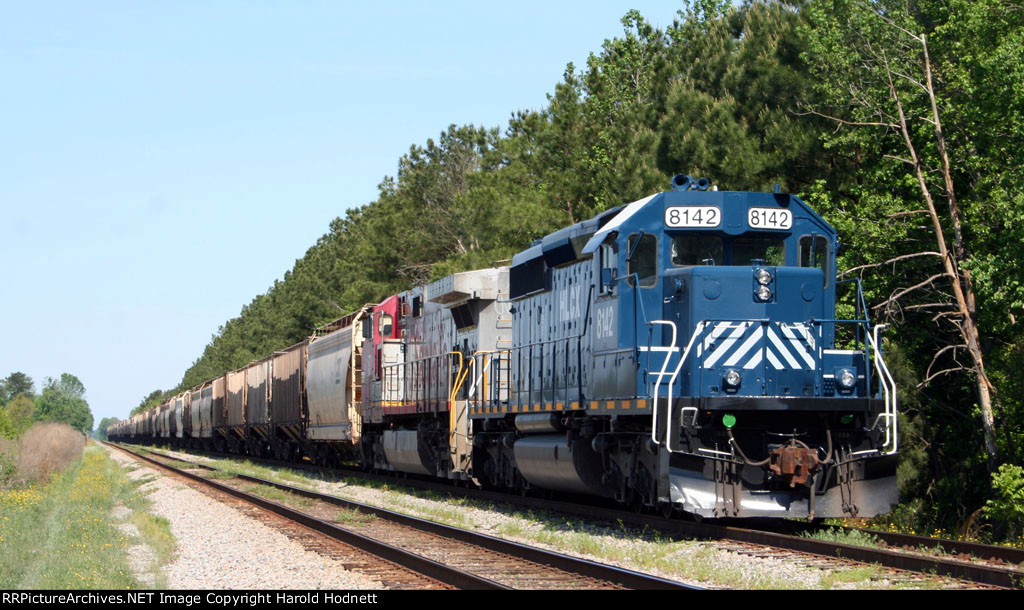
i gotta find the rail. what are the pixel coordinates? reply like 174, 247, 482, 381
111, 443, 697, 590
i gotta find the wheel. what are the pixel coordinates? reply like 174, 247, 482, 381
659, 501, 675, 519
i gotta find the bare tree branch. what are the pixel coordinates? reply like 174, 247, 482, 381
840, 251, 941, 277
883, 154, 915, 165
873, 272, 950, 310
886, 209, 929, 218
903, 302, 957, 311
925, 343, 967, 381
792, 109, 898, 129
917, 366, 968, 388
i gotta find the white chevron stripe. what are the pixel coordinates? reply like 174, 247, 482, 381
779, 324, 816, 369
703, 322, 742, 351
697, 321, 732, 357
694, 321, 822, 372
703, 323, 750, 368
767, 327, 802, 369
723, 326, 764, 367
790, 322, 816, 351
690, 321, 707, 356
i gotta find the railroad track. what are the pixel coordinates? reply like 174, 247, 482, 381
106, 442, 698, 590
120, 442, 1022, 589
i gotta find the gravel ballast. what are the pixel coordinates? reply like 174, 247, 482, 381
106, 448, 384, 590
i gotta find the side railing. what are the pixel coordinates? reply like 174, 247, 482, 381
467, 286, 595, 411
864, 324, 898, 455
381, 352, 452, 408
464, 334, 586, 411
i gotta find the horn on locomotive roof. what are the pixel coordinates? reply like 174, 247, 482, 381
671, 174, 692, 191
671, 174, 712, 192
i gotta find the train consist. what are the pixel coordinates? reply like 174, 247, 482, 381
110, 176, 898, 519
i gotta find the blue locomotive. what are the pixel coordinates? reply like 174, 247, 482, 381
111, 175, 898, 520
465, 175, 898, 519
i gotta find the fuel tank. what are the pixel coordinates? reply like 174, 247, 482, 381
513, 434, 612, 497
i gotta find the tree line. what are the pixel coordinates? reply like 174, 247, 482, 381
0, 372, 95, 437
133, 1, 1024, 541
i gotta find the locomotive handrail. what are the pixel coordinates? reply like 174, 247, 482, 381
467, 352, 491, 399
646, 320, 677, 448
647, 319, 705, 451
448, 351, 466, 447
864, 324, 898, 455
448, 351, 467, 401
837, 278, 873, 354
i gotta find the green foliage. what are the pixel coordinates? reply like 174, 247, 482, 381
0, 437, 15, 487
0, 395, 36, 438
94, 416, 119, 441
801, 0, 1024, 534
0, 412, 13, 439
131, 389, 173, 417
983, 464, 1024, 540
35, 374, 93, 434
802, 526, 880, 549
0, 372, 34, 406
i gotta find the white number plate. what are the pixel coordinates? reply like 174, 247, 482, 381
747, 207, 792, 230
665, 206, 721, 228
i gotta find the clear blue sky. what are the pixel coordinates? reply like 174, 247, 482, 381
0, 1, 687, 425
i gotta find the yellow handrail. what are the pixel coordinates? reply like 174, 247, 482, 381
448, 351, 469, 445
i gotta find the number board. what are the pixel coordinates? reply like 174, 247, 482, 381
747, 207, 792, 230
665, 206, 721, 228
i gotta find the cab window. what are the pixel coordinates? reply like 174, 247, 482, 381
733, 237, 786, 266
599, 242, 617, 294
671, 235, 723, 266
626, 233, 657, 288
799, 235, 829, 286
377, 313, 393, 338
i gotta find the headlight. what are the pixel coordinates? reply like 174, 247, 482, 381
838, 369, 857, 389
756, 285, 772, 301
756, 268, 772, 285
724, 369, 742, 387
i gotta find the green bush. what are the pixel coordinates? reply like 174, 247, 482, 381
0, 437, 16, 488
983, 464, 1024, 540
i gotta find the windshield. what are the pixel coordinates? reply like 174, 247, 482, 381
732, 237, 786, 266
671, 235, 723, 266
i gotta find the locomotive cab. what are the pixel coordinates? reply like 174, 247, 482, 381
580, 177, 898, 518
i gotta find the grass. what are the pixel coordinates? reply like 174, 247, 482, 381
0, 444, 175, 589
818, 566, 879, 588
202, 469, 237, 480
334, 508, 377, 526
802, 526, 881, 549
386, 496, 472, 529
177, 453, 317, 488
241, 483, 314, 508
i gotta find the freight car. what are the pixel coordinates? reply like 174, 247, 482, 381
110, 176, 898, 519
